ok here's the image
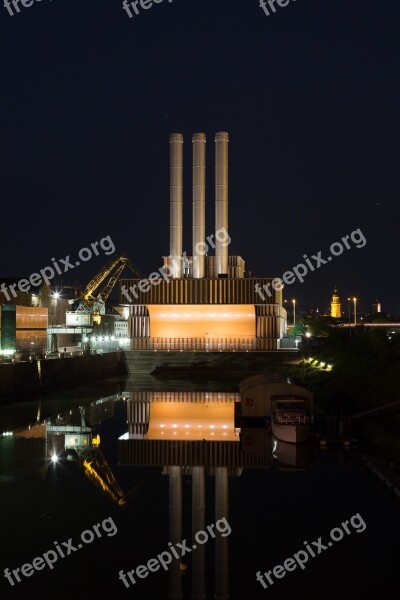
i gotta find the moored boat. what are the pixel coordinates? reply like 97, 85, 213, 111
271, 399, 312, 444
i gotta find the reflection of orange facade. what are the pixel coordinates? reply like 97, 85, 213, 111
147, 401, 237, 441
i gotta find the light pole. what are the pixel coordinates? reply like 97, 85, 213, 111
347, 298, 351, 329
353, 297, 357, 326
292, 299, 296, 326
305, 331, 311, 348
50, 292, 60, 353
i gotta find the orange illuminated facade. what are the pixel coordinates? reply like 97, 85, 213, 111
0, 304, 48, 352
119, 277, 287, 350
147, 304, 255, 339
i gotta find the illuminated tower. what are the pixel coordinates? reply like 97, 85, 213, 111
330, 287, 341, 318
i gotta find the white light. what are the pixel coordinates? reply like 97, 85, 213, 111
51, 453, 58, 463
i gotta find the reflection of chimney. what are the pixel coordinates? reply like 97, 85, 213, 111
192, 133, 206, 278
170, 133, 183, 278
215, 466, 229, 599
215, 132, 229, 276
192, 467, 206, 599
169, 466, 182, 599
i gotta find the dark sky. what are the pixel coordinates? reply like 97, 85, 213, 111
1, 0, 399, 314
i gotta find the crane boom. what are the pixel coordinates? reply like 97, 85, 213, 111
82, 256, 141, 304
70, 255, 142, 322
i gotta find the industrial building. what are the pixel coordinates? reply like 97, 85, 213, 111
0, 283, 76, 356
119, 132, 288, 351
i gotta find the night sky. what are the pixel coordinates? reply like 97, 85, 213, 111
1, 0, 399, 314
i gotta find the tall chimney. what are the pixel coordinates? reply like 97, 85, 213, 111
192, 133, 206, 278
215, 132, 229, 276
169, 133, 183, 278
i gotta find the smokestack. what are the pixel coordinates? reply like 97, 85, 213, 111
192, 133, 206, 278
215, 132, 229, 276
169, 133, 183, 278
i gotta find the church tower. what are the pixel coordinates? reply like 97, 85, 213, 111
330, 287, 341, 318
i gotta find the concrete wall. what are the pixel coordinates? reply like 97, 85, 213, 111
0, 352, 123, 402
122, 350, 303, 377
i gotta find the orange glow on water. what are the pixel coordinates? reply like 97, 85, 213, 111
146, 402, 237, 441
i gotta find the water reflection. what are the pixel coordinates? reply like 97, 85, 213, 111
0, 396, 129, 504
1, 383, 398, 599
118, 390, 315, 598
0, 388, 315, 599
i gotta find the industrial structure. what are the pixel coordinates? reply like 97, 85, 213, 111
120, 132, 288, 351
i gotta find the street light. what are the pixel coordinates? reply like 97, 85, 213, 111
292, 299, 296, 326
49, 292, 60, 353
353, 297, 357, 326
347, 298, 351, 329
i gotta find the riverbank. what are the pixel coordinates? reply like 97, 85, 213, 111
357, 451, 400, 501
0, 352, 125, 403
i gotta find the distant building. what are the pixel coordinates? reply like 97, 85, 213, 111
372, 299, 382, 314
114, 320, 128, 338
330, 287, 341, 318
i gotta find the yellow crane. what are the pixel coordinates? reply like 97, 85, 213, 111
69, 255, 141, 325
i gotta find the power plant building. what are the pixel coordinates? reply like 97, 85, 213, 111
119, 133, 287, 351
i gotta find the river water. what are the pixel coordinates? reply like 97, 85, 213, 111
0, 377, 398, 599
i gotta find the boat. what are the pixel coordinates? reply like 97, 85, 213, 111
271, 399, 312, 444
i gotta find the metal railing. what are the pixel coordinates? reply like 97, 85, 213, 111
128, 337, 281, 351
